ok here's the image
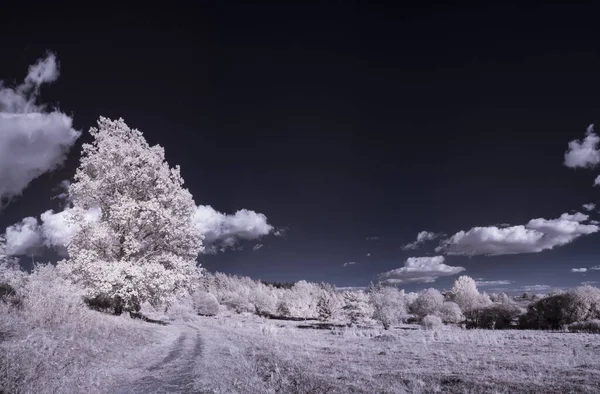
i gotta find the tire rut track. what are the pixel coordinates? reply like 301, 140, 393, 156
114, 324, 208, 394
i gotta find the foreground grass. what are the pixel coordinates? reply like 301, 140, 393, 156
194, 313, 600, 394
3, 303, 600, 394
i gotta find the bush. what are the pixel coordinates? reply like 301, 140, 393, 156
192, 291, 219, 316
568, 320, 600, 333
466, 303, 522, 329
438, 301, 464, 324
410, 288, 444, 318
421, 314, 443, 330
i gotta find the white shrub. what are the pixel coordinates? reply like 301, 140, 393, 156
58, 117, 204, 312
410, 288, 444, 318
421, 314, 443, 330
192, 290, 219, 316
370, 284, 408, 329
439, 301, 464, 324
568, 319, 600, 333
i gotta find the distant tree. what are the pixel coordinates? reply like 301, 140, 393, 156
342, 291, 374, 326
369, 284, 408, 329
57, 118, 204, 313
520, 285, 600, 330
316, 291, 338, 322
421, 314, 443, 330
410, 288, 444, 319
438, 301, 464, 324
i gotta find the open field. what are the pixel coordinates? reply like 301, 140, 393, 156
192, 313, 600, 394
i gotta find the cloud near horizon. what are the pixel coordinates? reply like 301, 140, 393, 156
379, 256, 465, 284
475, 280, 513, 287
402, 231, 442, 250
193, 205, 274, 253
6, 204, 274, 256
5, 207, 101, 256
436, 212, 598, 256
0, 54, 80, 202
571, 268, 587, 273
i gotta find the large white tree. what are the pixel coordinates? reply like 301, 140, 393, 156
57, 117, 204, 312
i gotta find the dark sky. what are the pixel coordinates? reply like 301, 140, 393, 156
2, 1, 600, 292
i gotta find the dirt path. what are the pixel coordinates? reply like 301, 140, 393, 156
113, 323, 207, 394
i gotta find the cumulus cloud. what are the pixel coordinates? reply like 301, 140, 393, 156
0, 54, 80, 202
564, 124, 600, 168
379, 256, 465, 284
4, 207, 101, 256
571, 268, 588, 273
582, 203, 596, 212
343, 261, 358, 267
4, 217, 43, 256
475, 280, 513, 287
6, 204, 272, 256
193, 205, 274, 253
438, 212, 598, 256
402, 231, 442, 250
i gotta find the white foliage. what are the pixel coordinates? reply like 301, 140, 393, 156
192, 291, 220, 316
421, 314, 443, 330
438, 301, 464, 324
57, 117, 204, 311
342, 291, 374, 326
369, 285, 408, 329
451, 275, 490, 312
410, 288, 444, 318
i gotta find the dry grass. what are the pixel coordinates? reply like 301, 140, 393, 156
193, 313, 600, 393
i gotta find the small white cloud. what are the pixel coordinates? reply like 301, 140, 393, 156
273, 227, 287, 237
589, 265, 600, 270
379, 256, 464, 284
252, 244, 263, 252
366, 236, 379, 241
582, 203, 596, 212
0, 54, 80, 202
366, 252, 371, 257
571, 268, 588, 273
521, 285, 551, 292
475, 280, 513, 286
581, 281, 598, 285
564, 124, 600, 168
194, 205, 273, 253
336, 286, 367, 292
438, 212, 598, 256
402, 231, 442, 250
343, 261, 358, 267
594, 175, 600, 187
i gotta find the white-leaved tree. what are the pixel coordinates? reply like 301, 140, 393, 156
451, 275, 490, 312
57, 117, 204, 313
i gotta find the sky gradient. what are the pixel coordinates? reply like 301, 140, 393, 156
2, 2, 600, 293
